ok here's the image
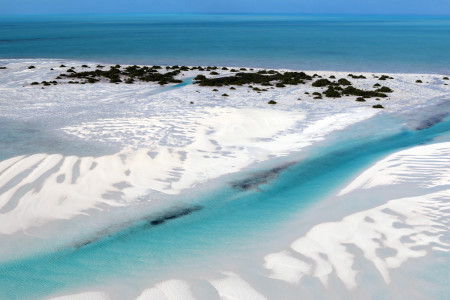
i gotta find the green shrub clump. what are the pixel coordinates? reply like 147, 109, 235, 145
268, 100, 277, 104
323, 87, 341, 98
342, 86, 388, 98
337, 78, 351, 86
376, 86, 393, 93
372, 104, 384, 108
355, 97, 366, 102
194, 71, 311, 87
416, 80, 423, 83
379, 75, 393, 80
28, 65, 35, 69
349, 74, 366, 79
312, 78, 331, 87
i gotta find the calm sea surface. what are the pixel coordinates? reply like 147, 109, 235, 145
0, 14, 449, 73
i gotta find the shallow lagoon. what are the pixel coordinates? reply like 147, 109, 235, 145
0, 108, 449, 299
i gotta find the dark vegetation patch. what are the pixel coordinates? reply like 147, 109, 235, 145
379, 75, 394, 80
372, 104, 384, 108
268, 100, 277, 104
348, 74, 366, 79
323, 86, 341, 98
231, 163, 294, 191
149, 205, 203, 226
194, 71, 312, 87
341, 86, 388, 98
376, 86, 393, 93
312, 79, 331, 87
30, 64, 395, 103
57, 65, 183, 85
337, 78, 351, 85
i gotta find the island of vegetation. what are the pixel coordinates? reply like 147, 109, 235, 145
24, 64, 406, 108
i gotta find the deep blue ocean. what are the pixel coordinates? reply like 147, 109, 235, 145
0, 14, 449, 73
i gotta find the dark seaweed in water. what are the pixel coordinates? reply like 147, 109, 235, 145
415, 113, 448, 130
148, 205, 203, 226
231, 162, 295, 191
73, 205, 203, 249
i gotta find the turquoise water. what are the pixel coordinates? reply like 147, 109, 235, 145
0, 14, 450, 73
0, 112, 449, 299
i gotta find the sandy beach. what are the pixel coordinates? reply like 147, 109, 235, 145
0, 59, 449, 299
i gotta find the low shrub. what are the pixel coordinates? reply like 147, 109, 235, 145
337, 78, 351, 86
376, 86, 393, 93
378, 75, 393, 80
323, 87, 341, 98
312, 78, 331, 87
